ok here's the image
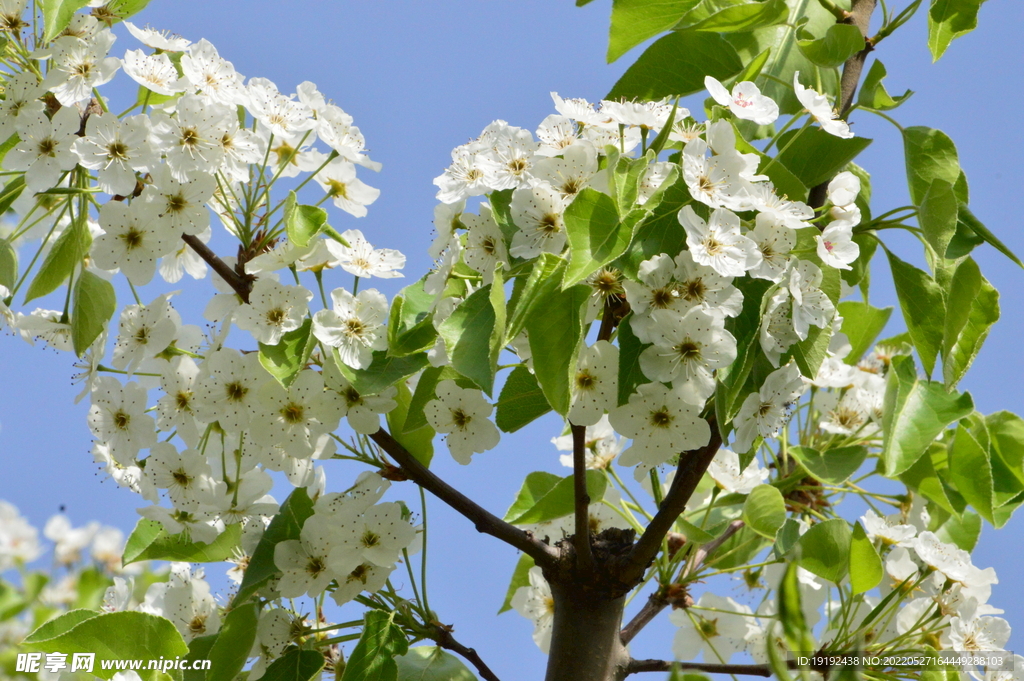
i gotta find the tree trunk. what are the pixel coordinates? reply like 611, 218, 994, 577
544, 581, 630, 681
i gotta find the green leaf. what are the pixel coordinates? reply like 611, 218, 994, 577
564, 188, 631, 288
24, 214, 91, 303
498, 553, 535, 614
184, 635, 218, 681
918, 180, 959, 259
504, 471, 563, 522
507, 471, 607, 525
207, 603, 258, 681
617, 313, 647, 406
927, 0, 985, 61
789, 445, 868, 484
24, 611, 188, 681
793, 518, 851, 583
126, 522, 241, 565
716, 278, 773, 429
607, 0, 699, 62
985, 411, 1024, 489
41, 0, 90, 42
796, 23, 864, 68
947, 424, 994, 523
857, 59, 912, 111
903, 126, 965, 206
96, 0, 153, 23
886, 249, 946, 378
23, 609, 100, 643
73, 567, 109, 611
849, 522, 883, 594
285, 191, 328, 247
259, 319, 314, 387
496, 366, 552, 433
387, 381, 434, 467
234, 488, 314, 605
777, 562, 814, 653
680, 0, 790, 33
339, 350, 429, 396
71, 270, 115, 356
341, 611, 409, 681
395, 647, 477, 681
505, 253, 563, 343
0, 239, 16, 289
899, 442, 962, 516
743, 484, 786, 539
881, 355, 974, 477
122, 518, 163, 566
439, 284, 500, 394
954, 204, 1023, 268
935, 509, 981, 551
260, 650, 325, 681
776, 128, 871, 189
388, 278, 438, 357
606, 31, 743, 100
617, 174, 693, 278
526, 283, 589, 416
837, 302, 891, 365
676, 518, 716, 545
942, 257, 999, 389
0, 175, 25, 217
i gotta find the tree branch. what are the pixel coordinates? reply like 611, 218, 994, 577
181, 233, 253, 303
431, 625, 502, 681
626, 659, 773, 677
619, 519, 744, 644
571, 423, 595, 575
370, 428, 560, 569
620, 419, 722, 585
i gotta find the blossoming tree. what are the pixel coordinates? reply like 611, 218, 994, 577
0, 1, 1020, 681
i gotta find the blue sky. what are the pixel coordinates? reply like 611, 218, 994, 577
1, 0, 1022, 677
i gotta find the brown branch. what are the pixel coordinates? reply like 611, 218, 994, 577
619, 519, 744, 644
809, 0, 878, 210
626, 659, 773, 677
369, 428, 560, 569
620, 419, 722, 585
431, 625, 502, 681
181, 233, 253, 303
570, 423, 595, 575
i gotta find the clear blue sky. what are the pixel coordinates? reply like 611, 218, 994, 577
1, 1, 1022, 677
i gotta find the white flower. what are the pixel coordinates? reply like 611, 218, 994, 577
0, 71, 45, 142
705, 76, 778, 124
747, 183, 814, 230
942, 600, 1011, 652
102, 577, 134, 612
122, 49, 187, 96
143, 165, 216, 236
569, 340, 618, 427
180, 39, 247, 106
679, 206, 761, 278
682, 137, 746, 211
0, 501, 41, 570
553, 415, 625, 469
252, 370, 344, 458
15, 308, 73, 351
912, 531, 973, 583
87, 377, 156, 464
274, 514, 355, 598
192, 348, 269, 432
247, 77, 316, 138
124, 22, 191, 51
156, 355, 202, 447
828, 171, 861, 208
93, 201, 177, 285
312, 288, 388, 370
610, 382, 710, 467
314, 159, 380, 218
332, 563, 394, 606
816, 222, 860, 270
748, 213, 795, 282
794, 72, 853, 139
43, 514, 98, 565
324, 365, 398, 434
434, 142, 491, 204
43, 30, 120, 105
234, 278, 312, 345
534, 114, 581, 156
733, 362, 806, 452
707, 448, 769, 494
622, 254, 690, 343
462, 205, 510, 282
73, 112, 159, 196
140, 563, 220, 641
7, 108, 81, 192
671, 593, 758, 662
143, 443, 218, 512
788, 260, 836, 340
640, 307, 737, 405
317, 105, 379, 170
424, 380, 500, 464
112, 293, 181, 375
326, 229, 404, 279
509, 181, 569, 258
151, 94, 232, 181
476, 120, 538, 190
511, 567, 555, 654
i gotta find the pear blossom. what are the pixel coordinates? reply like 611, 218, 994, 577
7, 108, 81, 192
143, 443, 218, 512
151, 94, 232, 180
42, 30, 120, 105
434, 142, 491, 204
671, 593, 759, 662
122, 50, 187, 96
43, 514, 98, 565
707, 448, 769, 494
325, 229, 404, 279
788, 260, 836, 340
610, 382, 711, 467
93, 201, 177, 285
511, 567, 555, 653
672, 250, 744, 318
143, 165, 216, 236
682, 137, 745, 210
312, 287, 388, 370
235, 278, 313, 345
463, 205, 510, 282
747, 183, 814, 230
553, 415, 625, 469
794, 71, 853, 139
124, 22, 191, 51
247, 77, 316, 138
828, 171, 861, 208
568, 341, 619, 427
679, 206, 761, 278
862, 510, 917, 546
816, 222, 860, 270
274, 513, 358, 598
509, 181, 569, 258
424, 380, 500, 464
140, 563, 220, 641
476, 120, 538, 190
639, 307, 737, 405
73, 112, 159, 196
314, 159, 380, 217
252, 370, 344, 458
534, 114, 581, 155
317, 105, 379, 170
324, 364, 398, 434
87, 377, 157, 464
180, 39, 247, 105
332, 563, 394, 606
733, 362, 806, 452
531, 142, 600, 199
0, 501, 41, 569
0, 71, 45, 141
704, 76, 779, 125
623, 254, 690, 343
747, 213, 795, 282
111, 294, 181, 375
15, 308, 74, 351
192, 348, 269, 432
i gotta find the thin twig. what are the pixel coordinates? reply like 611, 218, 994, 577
619, 519, 744, 644
621, 420, 723, 585
431, 625, 502, 681
369, 428, 560, 569
626, 659, 773, 677
181, 233, 253, 303
571, 423, 595, 575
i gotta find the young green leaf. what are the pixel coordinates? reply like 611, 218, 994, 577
857, 60, 913, 111
206, 603, 258, 681
71, 270, 116, 356
606, 0, 699, 63
836, 301, 891, 365
507, 471, 607, 525
849, 522, 883, 594
496, 366, 552, 433
928, 0, 985, 61
341, 610, 409, 681
260, 650, 325, 681
942, 257, 999, 389
775, 128, 872, 189
498, 553, 535, 614
793, 518, 851, 583
743, 484, 786, 539
947, 424, 994, 524
796, 24, 865, 68
885, 249, 945, 378
680, 0, 789, 33
24, 214, 91, 303
607, 31, 743, 101
395, 647, 477, 681
903, 126, 964, 205
234, 488, 314, 605
438, 284, 499, 395
525, 283, 589, 415
285, 191, 328, 247
41, 0, 91, 43
259, 319, 315, 387
124, 522, 241, 566
563, 188, 631, 288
